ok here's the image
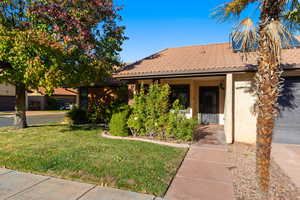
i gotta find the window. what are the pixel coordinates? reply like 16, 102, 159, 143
170, 84, 190, 108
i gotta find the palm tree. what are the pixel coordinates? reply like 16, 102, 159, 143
214, 0, 300, 198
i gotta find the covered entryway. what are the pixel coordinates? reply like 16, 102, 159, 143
273, 77, 300, 144
199, 86, 219, 124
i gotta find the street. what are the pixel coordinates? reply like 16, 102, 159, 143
0, 113, 65, 127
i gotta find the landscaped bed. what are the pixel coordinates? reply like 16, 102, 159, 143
228, 143, 300, 200
0, 125, 187, 196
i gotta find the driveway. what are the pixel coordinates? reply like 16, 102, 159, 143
0, 113, 65, 127
272, 143, 300, 188
0, 169, 157, 200
273, 130, 300, 145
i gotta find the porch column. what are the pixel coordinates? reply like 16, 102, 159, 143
224, 73, 234, 144
191, 80, 198, 117
128, 83, 138, 105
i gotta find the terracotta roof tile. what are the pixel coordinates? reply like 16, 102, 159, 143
115, 39, 300, 78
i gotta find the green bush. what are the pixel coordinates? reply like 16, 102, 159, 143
128, 83, 170, 137
109, 110, 130, 137
166, 100, 197, 141
128, 83, 197, 142
167, 114, 197, 142
65, 107, 88, 125
87, 85, 129, 124
127, 86, 147, 136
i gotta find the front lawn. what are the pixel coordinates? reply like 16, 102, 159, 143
0, 125, 187, 196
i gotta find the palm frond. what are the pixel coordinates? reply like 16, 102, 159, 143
280, 0, 300, 31
264, 20, 292, 60
286, 0, 300, 10
282, 8, 300, 31
212, 0, 257, 22
231, 17, 258, 52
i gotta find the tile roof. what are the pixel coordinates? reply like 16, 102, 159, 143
115, 37, 300, 79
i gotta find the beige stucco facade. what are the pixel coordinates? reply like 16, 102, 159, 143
128, 70, 300, 144
227, 70, 300, 144
232, 73, 257, 144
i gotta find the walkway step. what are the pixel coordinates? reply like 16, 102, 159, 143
186, 147, 230, 164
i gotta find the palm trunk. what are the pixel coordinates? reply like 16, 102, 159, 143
256, 0, 283, 198
15, 84, 27, 129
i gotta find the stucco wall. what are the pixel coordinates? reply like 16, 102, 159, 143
0, 83, 15, 96
234, 73, 257, 144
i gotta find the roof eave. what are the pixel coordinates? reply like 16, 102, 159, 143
113, 64, 300, 80
113, 68, 252, 80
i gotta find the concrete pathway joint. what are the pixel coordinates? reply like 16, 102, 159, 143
0, 169, 157, 200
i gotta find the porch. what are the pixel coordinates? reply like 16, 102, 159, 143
129, 76, 228, 125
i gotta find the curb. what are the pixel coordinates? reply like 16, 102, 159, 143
101, 131, 190, 148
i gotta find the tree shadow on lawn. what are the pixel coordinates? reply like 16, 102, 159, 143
29, 124, 64, 128
60, 124, 102, 132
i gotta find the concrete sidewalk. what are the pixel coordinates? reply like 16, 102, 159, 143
165, 144, 234, 200
272, 143, 300, 188
0, 169, 159, 200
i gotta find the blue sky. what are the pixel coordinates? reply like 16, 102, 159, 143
116, 1, 259, 62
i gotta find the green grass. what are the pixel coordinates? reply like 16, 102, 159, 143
0, 125, 187, 196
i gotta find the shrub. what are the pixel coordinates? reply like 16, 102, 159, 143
166, 100, 197, 141
144, 83, 170, 137
87, 85, 129, 124
128, 83, 197, 142
127, 86, 147, 136
109, 110, 130, 137
65, 107, 88, 125
166, 114, 197, 142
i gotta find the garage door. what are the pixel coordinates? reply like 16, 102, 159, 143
273, 77, 300, 144
0, 96, 15, 111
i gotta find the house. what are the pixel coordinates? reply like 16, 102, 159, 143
78, 78, 128, 111
114, 39, 300, 144
0, 83, 16, 111
27, 88, 78, 110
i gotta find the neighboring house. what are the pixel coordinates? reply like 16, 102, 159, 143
78, 78, 128, 111
28, 88, 78, 110
114, 38, 300, 144
0, 83, 16, 111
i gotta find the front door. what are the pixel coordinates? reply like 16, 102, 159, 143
199, 86, 219, 124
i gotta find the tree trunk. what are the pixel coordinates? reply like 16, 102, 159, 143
256, 0, 283, 198
15, 84, 28, 129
